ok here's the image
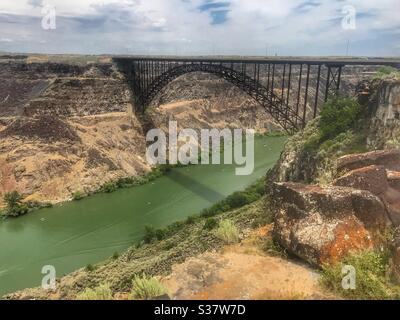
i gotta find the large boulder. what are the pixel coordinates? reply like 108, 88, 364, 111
333, 165, 400, 226
333, 165, 388, 196
337, 150, 400, 175
272, 182, 389, 266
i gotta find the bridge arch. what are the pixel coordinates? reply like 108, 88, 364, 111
135, 63, 301, 132
114, 57, 400, 133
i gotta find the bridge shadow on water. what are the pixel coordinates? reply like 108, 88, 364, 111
166, 169, 225, 204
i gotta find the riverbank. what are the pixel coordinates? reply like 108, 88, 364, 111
4, 193, 333, 300
0, 135, 286, 297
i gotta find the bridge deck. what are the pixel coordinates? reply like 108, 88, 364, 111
113, 56, 400, 67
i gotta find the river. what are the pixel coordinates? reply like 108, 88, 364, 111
0, 135, 286, 296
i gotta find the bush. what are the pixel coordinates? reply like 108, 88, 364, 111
200, 179, 265, 218
143, 225, 157, 244
130, 274, 167, 300
203, 218, 218, 230
320, 250, 400, 300
2, 191, 29, 217
318, 97, 361, 142
4, 191, 23, 208
215, 219, 240, 244
72, 191, 86, 201
85, 264, 95, 272
101, 182, 118, 193
376, 66, 399, 79
76, 284, 113, 300
112, 252, 119, 260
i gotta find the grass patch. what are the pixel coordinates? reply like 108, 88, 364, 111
215, 219, 240, 244
76, 284, 113, 300
375, 66, 400, 80
260, 238, 287, 258
320, 250, 400, 300
130, 274, 167, 300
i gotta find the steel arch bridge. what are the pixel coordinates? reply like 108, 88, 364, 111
114, 56, 400, 133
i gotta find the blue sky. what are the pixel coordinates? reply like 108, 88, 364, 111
0, 0, 399, 56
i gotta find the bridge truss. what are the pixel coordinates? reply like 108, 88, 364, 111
114, 57, 400, 133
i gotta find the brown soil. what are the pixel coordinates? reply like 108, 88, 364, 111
162, 227, 332, 300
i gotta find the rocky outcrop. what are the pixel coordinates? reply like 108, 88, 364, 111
0, 55, 155, 206
272, 182, 388, 266
367, 80, 400, 150
337, 150, 400, 175
272, 147, 400, 268
334, 151, 400, 226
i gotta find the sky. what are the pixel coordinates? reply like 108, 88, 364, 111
0, 0, 399, 56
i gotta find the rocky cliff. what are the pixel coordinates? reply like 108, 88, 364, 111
268, 78, 400, 274
0, 55, 150, 206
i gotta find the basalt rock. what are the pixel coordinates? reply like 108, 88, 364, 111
333, 164, 400, 226
272, 182, 389, 267
337, 150, 400, 175
388, 171, 400, 192
333, 165, 389, 196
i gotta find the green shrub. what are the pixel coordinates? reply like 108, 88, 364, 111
375, 66, 399, 79
215, 219, 240, 244
320, 250, 400, 300
101, 182, 118, 193
185, 215, 197, 225
72, 191, 86, 201
85, 264, 95, 272
2, 191, 29, 217
4, 191, 23, 208
200, 179, 264, 218
203, 218, 218, 230
112, 252, 119, 260
143, 225, 157, 244
226, 191, 258, 209
76, 284, 113, 300
318, 97, 361, 142
130, 274, 167, 300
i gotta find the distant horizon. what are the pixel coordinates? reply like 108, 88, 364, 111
2, 51, 400, 60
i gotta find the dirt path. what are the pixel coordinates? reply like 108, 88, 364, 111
162, 227, 331, 300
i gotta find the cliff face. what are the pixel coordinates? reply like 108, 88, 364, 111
367, 80, 400, 150
268, 79, 400, 186
148, 72, 279, 133
0, 56, 149, 205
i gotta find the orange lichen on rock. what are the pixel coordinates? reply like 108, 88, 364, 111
319, 217, 373, 265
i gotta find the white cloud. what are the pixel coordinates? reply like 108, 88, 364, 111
0, 0, 398, 56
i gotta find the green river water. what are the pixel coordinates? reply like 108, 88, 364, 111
0, 136, 286, 296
